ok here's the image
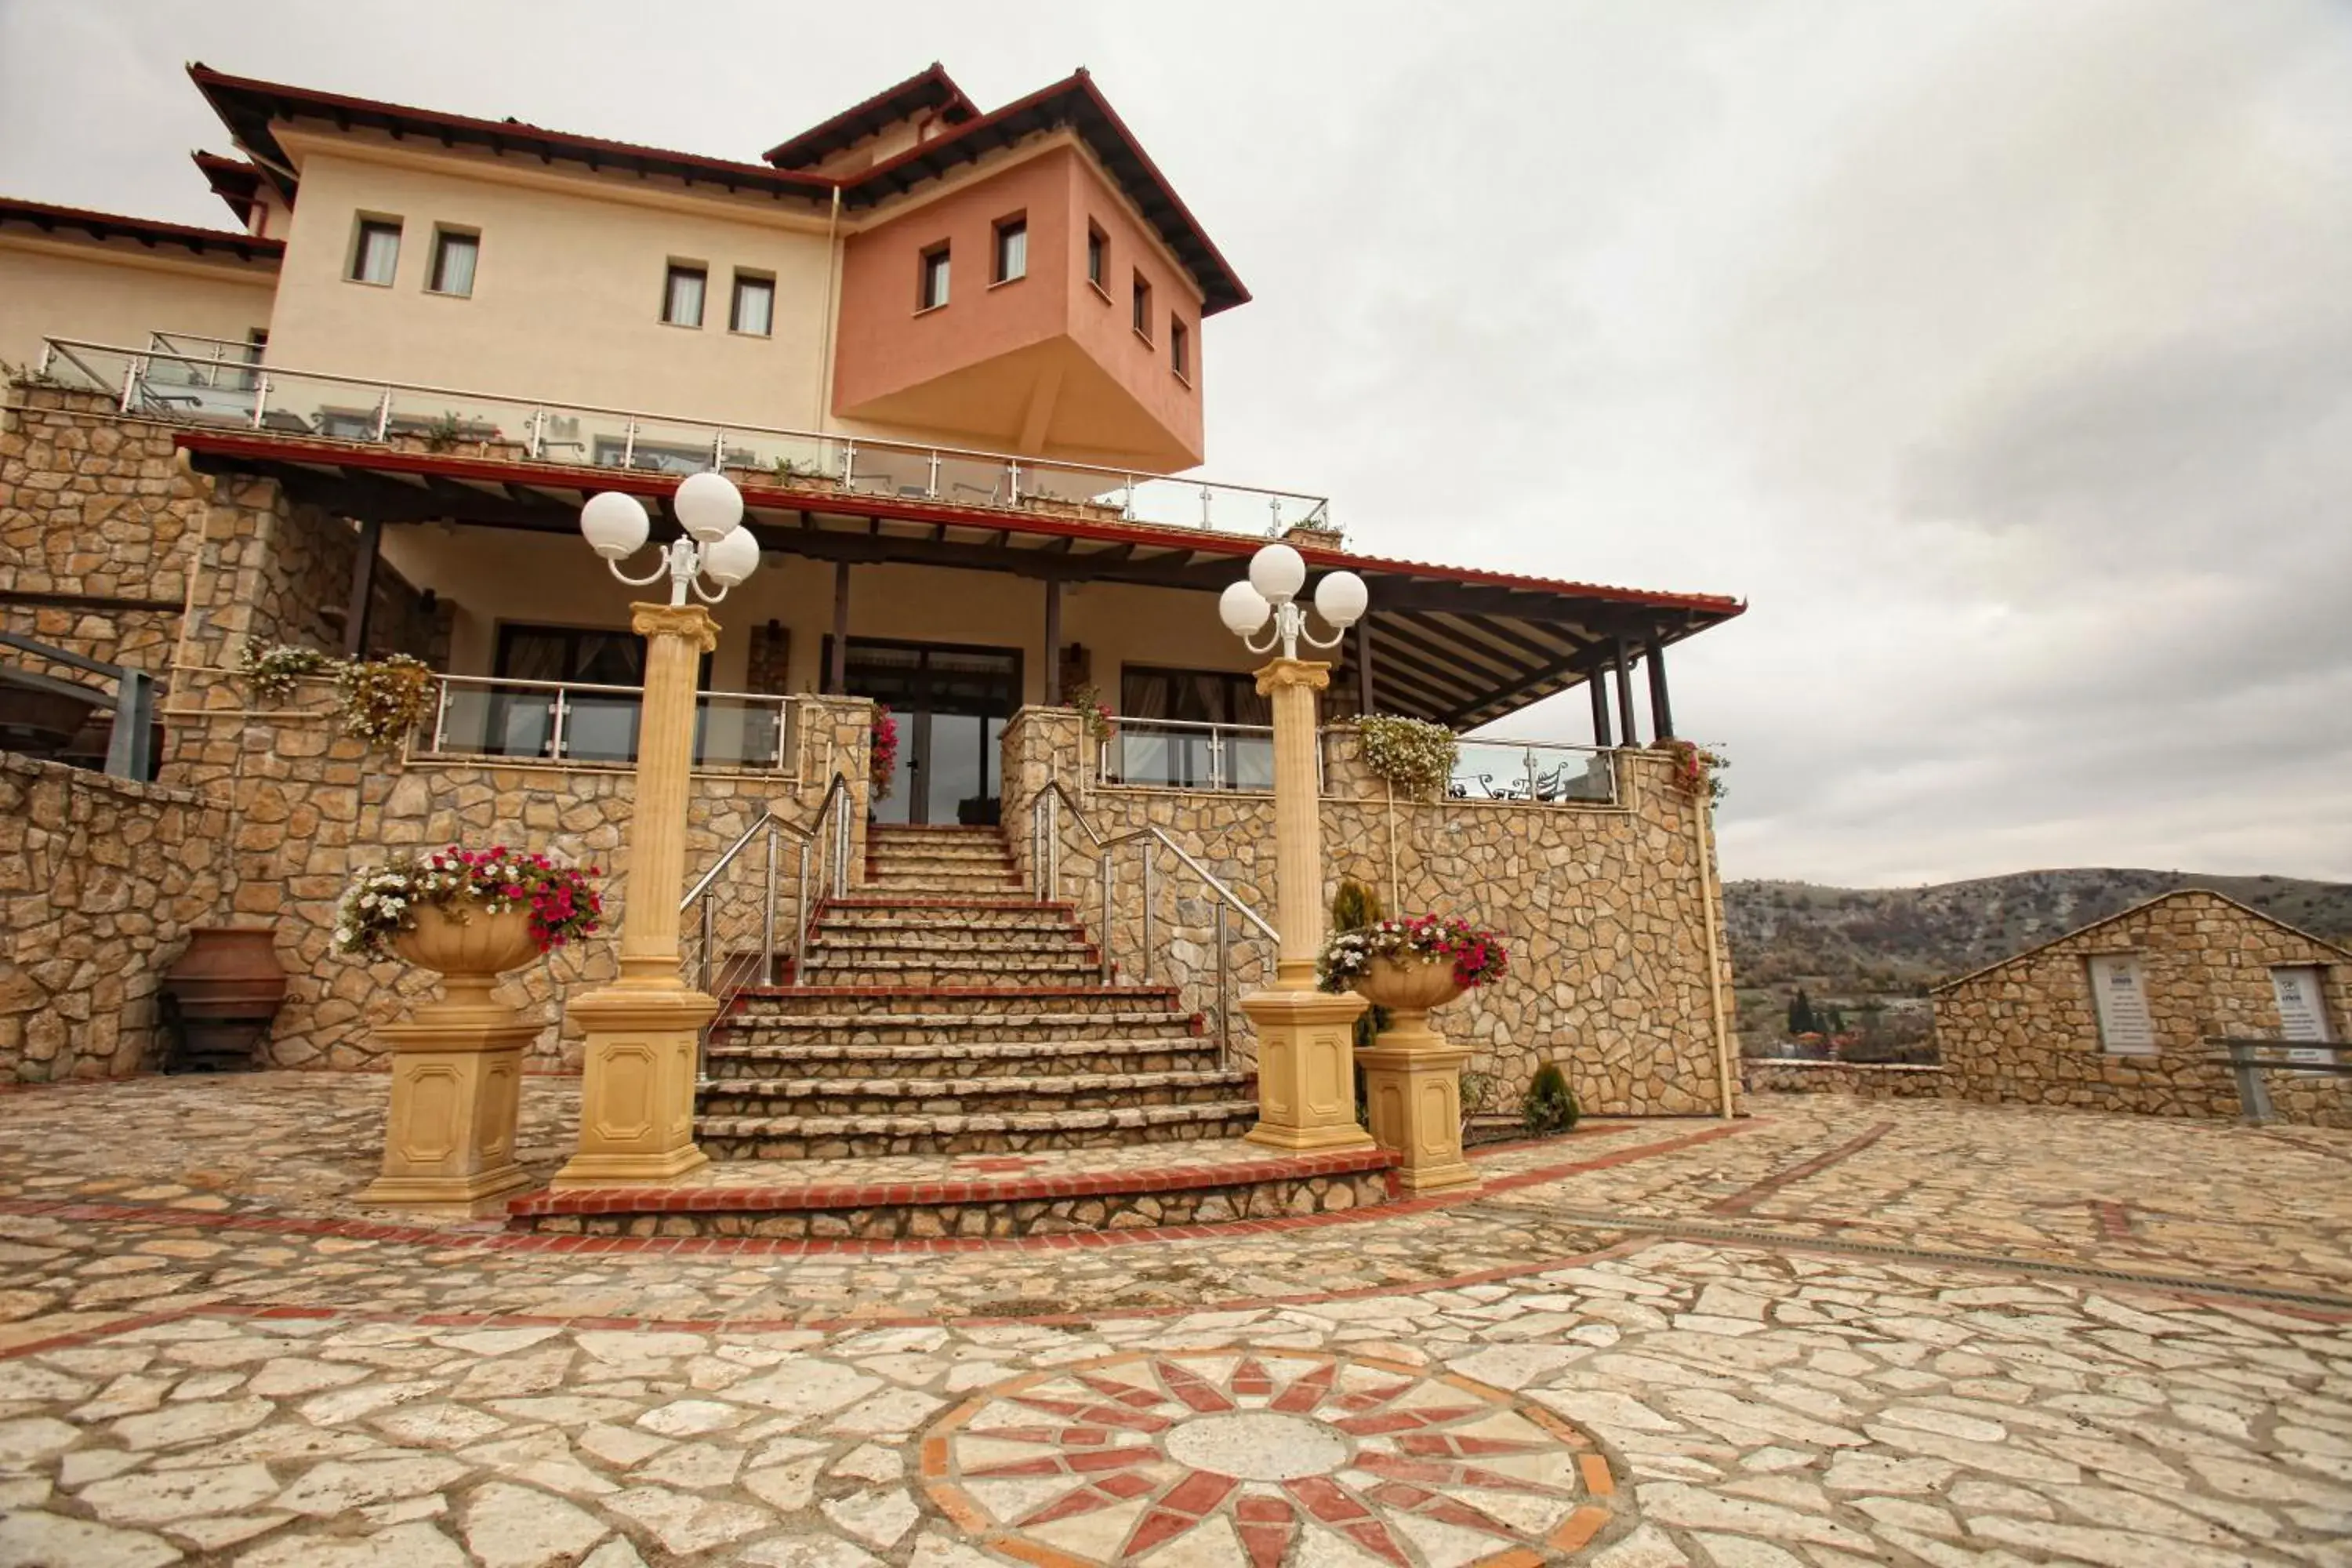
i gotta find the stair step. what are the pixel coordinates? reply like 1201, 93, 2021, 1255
806, 929, 1093, 956
695, 1101, 1261, 1158
797, 960, 1108, 989
861, 874, 1028, 892
702, 1036, 1222, 1078
715, 1011, 1203, 1045
866, 842, 1017, 863
815, 911, 1076, 936
699, 1069, 1254, 1116
733, 985, 1175, 1018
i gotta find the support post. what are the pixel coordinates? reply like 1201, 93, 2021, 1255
1356, 616, 1377, 716
1613, 636, 1639, 749
1242, 657, 1374, 1153
553, 602, 720, 1187
826, 561, 851, 695
1588, 659, 1614, 748
1646, 633, 1675, 742
342, 517, 383, 659
1043, 579, 1063, 706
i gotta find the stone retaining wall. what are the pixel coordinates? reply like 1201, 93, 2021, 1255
153, 670, 873, 1072
1931, 889, 2352, 1127
0, 752, 234, 1081
1000, 707, 1739, 1120
1740, 1059, 1954, 1098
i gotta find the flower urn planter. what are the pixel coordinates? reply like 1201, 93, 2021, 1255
159, 927, 287, 1073
359, 901, 543, 1214
1350, 956, 1479, 1195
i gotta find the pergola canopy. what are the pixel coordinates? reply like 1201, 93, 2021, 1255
177, 432, 1741, 728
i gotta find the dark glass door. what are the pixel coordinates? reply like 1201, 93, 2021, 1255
833, 638, 1022, 825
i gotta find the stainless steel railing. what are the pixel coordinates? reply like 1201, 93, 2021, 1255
412, 673, 797, 772
33, 336, 1334, 538
1446, 736, 1620, 805
677, 771, 855, 1062
1029, 778, 1276, 1065
1094, 717, 1296, 794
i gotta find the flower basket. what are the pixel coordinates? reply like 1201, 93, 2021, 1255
1353, 953, 1466, 1014
390, 902, 540, 1011
1316, 915, 1508, 998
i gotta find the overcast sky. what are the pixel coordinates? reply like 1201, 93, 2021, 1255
4, 0, 2347, 886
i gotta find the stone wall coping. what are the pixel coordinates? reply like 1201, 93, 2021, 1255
1744, 1057, 1948, 1074
0, 748, 214, 808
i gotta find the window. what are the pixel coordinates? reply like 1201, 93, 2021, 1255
993, 216, 1027, 284
348, 218, 401, 285
731, 271, 775, 336
662, 263, 707, 327
1170, 318, 1189, 383
1086, 224, 1108, 291
2085, 954, 2156, 1055
918, 244, 951, 310
426, 228, 478, 297
1131, 273, 1152, 339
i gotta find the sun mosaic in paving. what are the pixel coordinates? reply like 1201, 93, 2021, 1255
921, 1349, 1621, 1566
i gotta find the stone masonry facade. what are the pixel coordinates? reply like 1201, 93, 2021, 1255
1932, 888, 2352, 1126
0, 752, 233, 1080
6, 377, 1737, 1114
1000, 707, 1740, 1120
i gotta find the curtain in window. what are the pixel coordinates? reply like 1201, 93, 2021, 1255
666, 269, 706, 326
734, 278, 773, 335
999, 225, 1027, 280
356, 226, 400, 285
433, 234, 477, 296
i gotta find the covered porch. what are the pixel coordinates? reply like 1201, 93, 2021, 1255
176, 425, 1739, 822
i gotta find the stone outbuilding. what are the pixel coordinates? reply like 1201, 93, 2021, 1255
1931, 889, 2350, 1127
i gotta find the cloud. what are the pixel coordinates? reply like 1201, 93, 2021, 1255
2, 0, 2346, 883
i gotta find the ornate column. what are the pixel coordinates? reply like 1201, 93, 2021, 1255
552, 602, 719, 1185
1241, 656, 1374, 1152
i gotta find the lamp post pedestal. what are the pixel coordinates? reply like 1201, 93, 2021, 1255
552, 603, 718, 1188
1241, 656, 1375, 1153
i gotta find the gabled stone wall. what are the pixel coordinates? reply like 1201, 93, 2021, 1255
1001, 707, 1739, 1120
1931, 889, 2352, 1126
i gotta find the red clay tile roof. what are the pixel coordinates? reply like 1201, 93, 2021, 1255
761, 62, 977, 169
0, 194, 282, 263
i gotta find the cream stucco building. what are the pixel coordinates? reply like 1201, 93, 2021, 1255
2, 61, 1748, 1133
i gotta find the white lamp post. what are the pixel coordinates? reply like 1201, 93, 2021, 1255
554, 471, 759, 1187
1222, 543, 1376, 1153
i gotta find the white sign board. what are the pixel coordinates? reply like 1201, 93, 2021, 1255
2087, 955, 2155, 1055
2271, 966, 2335, 1066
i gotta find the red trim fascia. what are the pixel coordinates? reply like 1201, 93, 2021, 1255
188, 64, 834, 196
0, 195, 283, 262
761, 62, 978, 168
169, 430, 1746, 616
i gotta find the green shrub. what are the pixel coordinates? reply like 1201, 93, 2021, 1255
1330, 878, 1388, 1051
1522, 1062, 1579, 1135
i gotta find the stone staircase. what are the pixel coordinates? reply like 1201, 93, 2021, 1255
696, 823, 1259, 1158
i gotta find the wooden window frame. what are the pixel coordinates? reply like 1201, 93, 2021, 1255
917, 242, 952, 313
660, 262, 708, 328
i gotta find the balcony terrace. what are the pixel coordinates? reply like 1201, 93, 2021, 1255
24, 332, 1741, 730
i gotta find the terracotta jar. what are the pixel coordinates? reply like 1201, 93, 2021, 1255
160, 927, 287, 1072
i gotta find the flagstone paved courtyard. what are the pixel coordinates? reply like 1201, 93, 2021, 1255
0, 1077, 2347, 1566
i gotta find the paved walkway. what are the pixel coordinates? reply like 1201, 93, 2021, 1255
0, 1077, 2347, 1566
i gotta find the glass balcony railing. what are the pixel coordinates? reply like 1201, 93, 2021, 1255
34, 336, 1334, 540
418, 676, 797, 771
1098, 718, 1282, 793
1446, 739, 1618, 805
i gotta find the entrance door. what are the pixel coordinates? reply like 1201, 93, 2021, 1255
834, 638, 1022, 826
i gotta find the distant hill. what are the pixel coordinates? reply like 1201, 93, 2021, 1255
1724, 868, 2352, 993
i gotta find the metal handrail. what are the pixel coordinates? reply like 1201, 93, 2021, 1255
1097, 715, 1306, 794
1029, 777, 1275, 1062
679, 771, 855, 1064
32, 336, 1334, 533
